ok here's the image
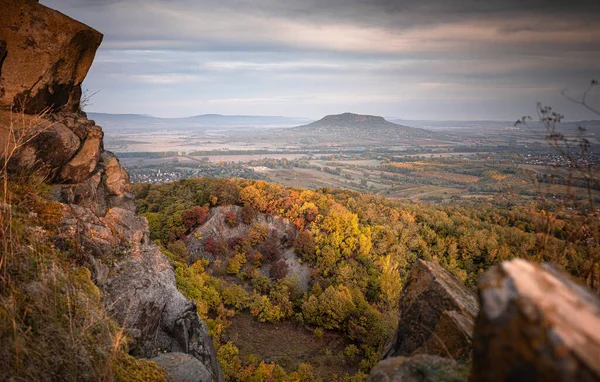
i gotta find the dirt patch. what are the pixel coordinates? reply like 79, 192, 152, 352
227, 313, 361, 380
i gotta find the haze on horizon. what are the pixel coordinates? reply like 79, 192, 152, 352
43, 0, 600, 121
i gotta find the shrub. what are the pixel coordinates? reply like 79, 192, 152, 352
182, 205, 209, 231
250, 294, 284, 322
260, 231, 282, 262
247, 222, 268, 246
293, 230, 315, 262
226, 253, 247, 275
269, 259, 289, 280
251, 274, 271, 294
227, 235, 245, 249
250, 252, 263, 267
204, 237, 216, 253
224, 210, 239, 228
166, 240, 188, 262
314, 327, 324, 338
301, 285, 356, 330
217, 342, 242, 380
344, 344, 360, 358
221, 283, 250, 310
241, 204, 257, 224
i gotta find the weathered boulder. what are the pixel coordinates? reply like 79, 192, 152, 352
368, 354, 469, 382
152, 353, 212, 382
472, 259, 600, 382
385, 260, 478, 360
0, 0, 103, 114
51, 147, 133, 216
103, 245, 224, 381
103, 151, 131, 197
58, 124, 103, 183
7, 119, 81, 180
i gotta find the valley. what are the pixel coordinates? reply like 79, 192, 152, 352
98, 112, 600, 206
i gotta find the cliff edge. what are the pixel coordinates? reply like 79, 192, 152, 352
0, 1, 222, 380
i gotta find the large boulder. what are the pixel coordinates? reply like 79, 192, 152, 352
58, 124, 103, 183
104, 245, 224, 381
4, 112, 106, 184
7, 120, 80, 176
368, 354, 469, 382
472, 259, 600, 382
385, 260, 478, 360
152, 353, 212, 382
0, 0, 103, 114
2, 1, 224, 381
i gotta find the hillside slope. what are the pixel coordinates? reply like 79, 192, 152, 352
285, 113, 445, 144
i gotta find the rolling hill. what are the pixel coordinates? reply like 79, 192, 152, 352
275, 112, 452, 145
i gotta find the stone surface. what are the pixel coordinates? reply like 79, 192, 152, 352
385, 260, 478, 360
102, 151, 131, 197
58, 124, 103, 183
472, 259, 600, 382
368, 354, 468, 382
104, 245, 223, 381
0, 0, 103, 114
7, 120, 81, 181
152, 353, 212, 382
2, 2, 223, 380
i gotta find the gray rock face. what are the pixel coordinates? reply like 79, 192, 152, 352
472, 259, 600, 382
0, 0, 223, 381
7, 120, 81, 181
368, 354, 468, 382
56, 180, 223, 381
1, 1, 223, 380
152, 353, 212, 382
58, 124, 103, 183
0, 0, 103, 113
385, 260, 478, 360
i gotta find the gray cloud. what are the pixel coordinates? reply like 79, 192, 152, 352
41, 0, 600, 120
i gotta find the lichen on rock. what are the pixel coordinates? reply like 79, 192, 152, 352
385, 259, 478, 361
472, 259, 600, 382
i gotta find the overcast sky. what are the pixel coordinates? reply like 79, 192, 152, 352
42, 0, 600, 120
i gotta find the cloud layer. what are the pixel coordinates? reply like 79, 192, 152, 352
43, 0, 600, 119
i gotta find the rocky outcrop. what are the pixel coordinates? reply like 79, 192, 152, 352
153, 353, 212, 382
1, 1, 223, 380
7, 117, 81, 180
385, 260, 478, 360
57, 124, 103, 183
472, 259, 600, 382
0, 0, 103, 113
367, 354, 468, 382
104, 245, 221, 378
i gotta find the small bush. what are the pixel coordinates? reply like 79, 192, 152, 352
224, 210, 239, 228
269, 260, 289, 280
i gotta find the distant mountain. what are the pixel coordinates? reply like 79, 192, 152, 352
286, 112, 445, 143
186, 114, 312, 126
87, 112, 312, 132
391, 119, 600, 133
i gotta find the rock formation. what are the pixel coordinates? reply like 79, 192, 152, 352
0, 1, 223, 380
472, 259, 600, 382
153, 353, 213, 382
385, 259, 478, 360
0, 0, 102, 114
367, 354, 468, 382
